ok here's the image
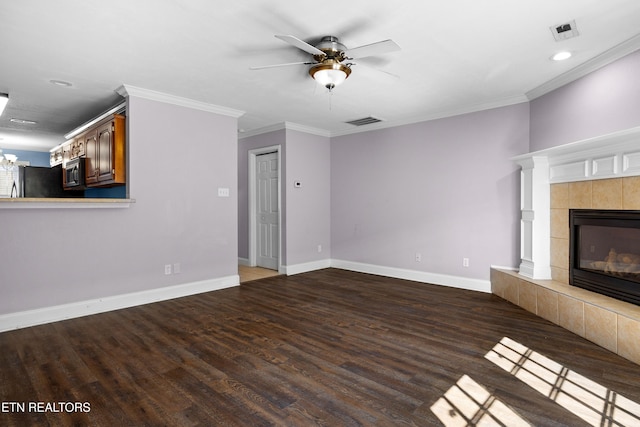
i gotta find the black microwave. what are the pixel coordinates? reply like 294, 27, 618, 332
64, 157, 86, 190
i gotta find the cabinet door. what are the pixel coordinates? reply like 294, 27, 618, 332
75, 135, 85, 158
84, 129, 98, 185
62, 141, 72, 168
96, 120, 114, 183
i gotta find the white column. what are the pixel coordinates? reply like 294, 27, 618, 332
516, 156, 551, 279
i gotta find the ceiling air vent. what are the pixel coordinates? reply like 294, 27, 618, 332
550, 20, 579, 41
345, 116, 383, 126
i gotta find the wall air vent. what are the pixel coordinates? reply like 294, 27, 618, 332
550, 20, 579, 41
345, 116, 383, 126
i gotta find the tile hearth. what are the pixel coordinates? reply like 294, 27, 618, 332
506, 129, 640, 366
491, 268, 640, 366
493, 175, 640, 366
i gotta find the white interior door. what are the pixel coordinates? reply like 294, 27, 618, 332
256, 152, 279, 270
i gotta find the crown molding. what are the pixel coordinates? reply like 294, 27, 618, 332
64, 101, 126, 139
283, 121, 331, 137
116, 84, 245, 118
240, 94, 528, 140
238, 123, 286, 139
526, 34, 640, 101
238, 121, 331, 139
329, 94, 529, 137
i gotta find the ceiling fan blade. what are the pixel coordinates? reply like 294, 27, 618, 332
345, 39, 400, 59
356, 63, 400, 79
250, 61, 313, 70
275, 35, 326, 57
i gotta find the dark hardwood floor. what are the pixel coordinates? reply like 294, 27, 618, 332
1, 268, 639, 426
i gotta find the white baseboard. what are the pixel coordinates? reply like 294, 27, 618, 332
0, 275, 239, 333
282, 259, 332, 276
331, 259, 491, 293
490, 264, 519, 272
238, 257, 251, 266
2, 260, 491, 332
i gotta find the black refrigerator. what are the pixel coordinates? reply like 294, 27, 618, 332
17, 165, 83, 198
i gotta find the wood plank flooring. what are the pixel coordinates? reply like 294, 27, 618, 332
1, 268, 639, 426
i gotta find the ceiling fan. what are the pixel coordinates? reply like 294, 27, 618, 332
250, 35, 400, 90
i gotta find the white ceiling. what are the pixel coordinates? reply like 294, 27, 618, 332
1, 0, 640, 151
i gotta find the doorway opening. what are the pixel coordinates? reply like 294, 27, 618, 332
248, 145, 281, 272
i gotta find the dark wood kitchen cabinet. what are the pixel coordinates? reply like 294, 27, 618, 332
84, 128, 98, 185
85, 114, 126, 187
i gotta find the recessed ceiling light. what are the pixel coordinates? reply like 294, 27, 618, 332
552, 51, 572, 61
49, 79, 73, 87
10, 118, 37, 125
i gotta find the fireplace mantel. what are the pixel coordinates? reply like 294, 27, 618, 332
513, 126, 640, 279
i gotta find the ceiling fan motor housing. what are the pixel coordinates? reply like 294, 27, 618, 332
313, 36, 348, 61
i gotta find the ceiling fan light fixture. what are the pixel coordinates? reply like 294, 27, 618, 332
309, 61, 351, 90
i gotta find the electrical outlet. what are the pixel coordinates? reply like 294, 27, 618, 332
415, 252, 422, 262
164, 264, 172, 275
317, 245, 322, 253
463, 258, 470, 267
173, 263, 181, 274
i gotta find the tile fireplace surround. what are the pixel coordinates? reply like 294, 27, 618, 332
491, 127, 640, 366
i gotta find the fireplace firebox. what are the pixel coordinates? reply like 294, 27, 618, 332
570, 210, 640, 305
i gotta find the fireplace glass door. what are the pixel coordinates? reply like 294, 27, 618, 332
577, 224, 640, 283
570, 209, 640, 305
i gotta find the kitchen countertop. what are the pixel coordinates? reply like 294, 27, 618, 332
0, 198, 135, 209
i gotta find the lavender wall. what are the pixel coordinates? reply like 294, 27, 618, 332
530, 49, 640, 151
237, 128, 331, 268
0, 96, 238, 315
237, 129, 286, 261
284, 129, 331, 266
331, 103, 529, 280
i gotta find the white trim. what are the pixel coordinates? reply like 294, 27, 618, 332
275, 258, 491, 292
0, 260, 497, 332
512, 125, 640, 183
239, 122, 331, 139
248, 145, 282, 270
329, 95, 529, 138
64, 101, 127, 139
239, 97, 529, 140
0, 275, 239, 332
527, 34, 640, 100
283, 259, 332, 276
284, 121, 332, 137
116, 84, 245, 118
330, 259, 491, 293
239, 123, 286, 139
490, 264, 519, 272
238, 257, 250, 266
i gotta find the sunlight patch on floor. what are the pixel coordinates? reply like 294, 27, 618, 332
485, 336, 640, 427
432, 336, 640, 426
430, 374, 531, 426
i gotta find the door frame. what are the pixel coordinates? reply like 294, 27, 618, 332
248, 145, 282, 272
